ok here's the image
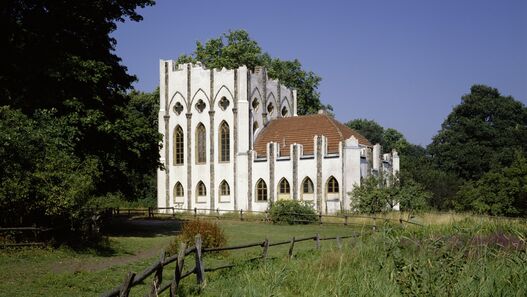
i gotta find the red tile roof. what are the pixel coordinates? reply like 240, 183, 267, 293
254, 114, 371, 156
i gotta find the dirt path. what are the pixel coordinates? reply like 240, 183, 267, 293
51, 218, 182, 273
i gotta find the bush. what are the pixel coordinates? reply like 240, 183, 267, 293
269, 200, 317, 225
167, 220, 226, 255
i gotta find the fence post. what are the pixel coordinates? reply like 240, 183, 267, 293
288, 237, 295, 259
344, 215, 348, 226
170, 242, 187, 297
262, 238, 269, 259
149, 251, 165, 297
336, 236, 342, 250
318, 213, 322, 224
216, 208, 220, 219
240, 209, 244, 221
194, 234, 205, 286
119, 272, 135, 297
194, 207, 197, 218
172, 207, 175, 217
315, 233, 321, 250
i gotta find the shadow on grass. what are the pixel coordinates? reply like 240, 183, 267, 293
103, 217, 184, 237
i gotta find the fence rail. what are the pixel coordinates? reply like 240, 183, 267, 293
101, 231, 366, 297
0, 227, 53, 248
108, 206, 423, 227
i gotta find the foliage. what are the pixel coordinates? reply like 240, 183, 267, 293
167, 220, 227, 255
0, 107, 99, 226
429, 84, 527, 181
0, 1, 160, 232
187, 220, 527, 297
176, 30, 329, 115
268, 200, 318, 224
456, 151, 527, 216
350, 175, 430, 213
346, 118, 409, 153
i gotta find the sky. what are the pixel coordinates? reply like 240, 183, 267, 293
112, 0, 527, 146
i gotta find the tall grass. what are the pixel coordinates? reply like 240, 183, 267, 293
176, 218, 527, 297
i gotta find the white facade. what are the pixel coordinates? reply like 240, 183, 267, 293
157, 62, 399, 214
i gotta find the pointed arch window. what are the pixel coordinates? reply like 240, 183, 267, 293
174, 182, 184, 197
302, 178, 314, 194
219, 180, 230, 196
256, 179, 268, 201
327, 176, 339, 193
173, 126, 184, 165
196, 123, 206, 163
219, 121, 230, 162
281, 106, 288, 116
279, 178, 290, 194
197, 181, 207, 196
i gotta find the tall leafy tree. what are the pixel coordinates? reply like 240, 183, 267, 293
346, 118, 409, 153
0, 1, 158, 226
456, 151, 527, 216
428, 85, 527, 180
176, 30, 327, 115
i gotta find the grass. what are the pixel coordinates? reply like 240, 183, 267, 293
178, 218, 527, 297
0, 215, 526, 296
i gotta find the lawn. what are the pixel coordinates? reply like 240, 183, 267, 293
0, 218, 362, 297
1, 216, 526, 296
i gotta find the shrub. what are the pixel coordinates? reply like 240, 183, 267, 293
269, 200, 317, 225
167, 220, 226, 255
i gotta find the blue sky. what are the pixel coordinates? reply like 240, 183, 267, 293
113, 0, 527, 146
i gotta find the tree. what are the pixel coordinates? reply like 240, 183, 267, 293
346, 119, 384, 145
346, 118, 410, 153
0, 1, 159, 228
0, 107, 99, 226
176, 30, 328, 115
349, 174, 430, 214
456, 151, 527, 216
428, 85, 527, 181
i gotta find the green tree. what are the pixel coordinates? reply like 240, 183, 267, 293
456, 151, 527, 216
0, 1, 159, 228
350, 174, 429, 214
0, 107, 99, 226
428, 85, 527, 180
176, 30, 328, 115
345, 118, 410, 153
346, 118, 385, 145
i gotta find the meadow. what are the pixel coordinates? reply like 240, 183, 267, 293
0, 214, 525, 296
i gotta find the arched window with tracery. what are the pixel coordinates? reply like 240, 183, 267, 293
219, 180, 230, 196
327, 176, 339, 193
195, 181, 207, 204
256, 179, 268, 201
173, 126, 184, 165
219, 121, 230, 162
279, 178, 290, 194
196, 123, 206, 164
174, 182, 184, 203
302, 178, 314, 194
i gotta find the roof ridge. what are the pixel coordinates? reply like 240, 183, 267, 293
325, 114, 344, 140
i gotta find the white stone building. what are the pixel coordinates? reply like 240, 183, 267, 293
157, 61, 399, 214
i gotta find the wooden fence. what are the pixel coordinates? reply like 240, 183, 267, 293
101, 232, 364, 297
0, 227, 53, 248
109, 207, 424, 227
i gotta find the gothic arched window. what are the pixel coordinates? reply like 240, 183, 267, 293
174, 182, 184, 197
219, 121, 230, 162
197, 181, 207, 196
302, 177, 314, 194
219, 180, 230, 196
279, 178, 290, 194
327, 176, 339, 193
196, 123, 206, 164
256, 179, 267, 201
173, 125, 184, 165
